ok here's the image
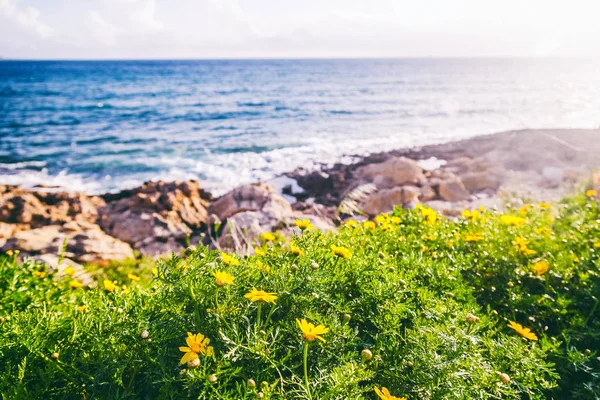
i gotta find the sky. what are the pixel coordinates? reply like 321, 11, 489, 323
1, 0, 599, 59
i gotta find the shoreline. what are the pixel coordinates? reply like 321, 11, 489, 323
1, 128, 599, 265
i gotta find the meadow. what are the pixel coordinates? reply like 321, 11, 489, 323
1, 191, 599, 399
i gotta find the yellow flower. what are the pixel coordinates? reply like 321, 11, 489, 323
538, 203, 551, 209
295, 219, 314, 231
290, 241, 304, 256
77, 305, 87, 312
261, 232, 276, 242
573, 256, 580, 263
532, 260, 549, 276
519, 205, 532, 215
390, 216, 402, 225
363, 221, 376, 231
296, 318, 329, 342
501, 215, 526, 226
103, 279, 117, 292
64, 267, 76, 276
213, 270, 235, 287
512, 236, 529, 248
375, 214, 389, 225
331, 244, 352, 259
423, 234, 437, 241
128, 273, 140, 281
594, 242, 600, 248
244, 288, 277, 303
464, 233, 483, 242
521, 247, 537, 256
534, 226, 552, 237
344, 220, 359, 228
69, 280, 84, 289
419, 206, 438, 225
254, 247, 266, 256
179, 332, 214, 365
507, 320, 538, 341
374, 386, 406, 400
220, 252, 241, 266
462, 209, 480, 220
586, 189, 597, 197
34, 270, 47, 278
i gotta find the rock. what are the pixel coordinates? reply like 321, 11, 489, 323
214, 183, 333, 251
208, 182, 291, 221
419, 185, 437, 202
438, 178, 471, 202
1, 224, 134, 265
355, 157, 425, 189
1, 225, 65, 253
424, 201, 462, 217
541, 167, 564, 188
66, 228, 135, 265
100, 180, 210, 255
361, 186, 420, 216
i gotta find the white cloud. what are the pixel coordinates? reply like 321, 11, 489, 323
0, 0, 53, 38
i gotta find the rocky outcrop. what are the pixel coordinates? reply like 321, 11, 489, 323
356, 157, 425, 189
361, 186, 420, 216
212, 183, 333, 251
99, 180, 211, 256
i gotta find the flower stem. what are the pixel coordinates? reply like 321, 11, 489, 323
256, 303, 262, 330
303, 341, 312, 400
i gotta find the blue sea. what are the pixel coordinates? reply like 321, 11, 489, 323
1, 59, 600, 195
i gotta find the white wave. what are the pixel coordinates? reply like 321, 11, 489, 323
0, 161, 47, 170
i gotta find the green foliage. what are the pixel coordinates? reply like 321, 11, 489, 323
0, 193, 599, 399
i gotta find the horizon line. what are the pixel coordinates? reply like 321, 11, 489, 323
1, 55, 597, 62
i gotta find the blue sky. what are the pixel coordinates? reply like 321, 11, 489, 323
1, 0, 599, 59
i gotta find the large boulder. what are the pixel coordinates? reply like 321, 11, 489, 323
355, 157, 425, 189
438, 178, 471, 202
100, 180, 210, 256
213, 183, 333, 251
361, 186, 420, 216
1, 224, 134, 265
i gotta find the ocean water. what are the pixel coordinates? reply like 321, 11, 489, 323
1, 58, 600, 195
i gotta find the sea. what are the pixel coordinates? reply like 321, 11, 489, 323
1, 58, 600, 195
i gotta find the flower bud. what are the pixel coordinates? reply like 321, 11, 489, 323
311, 261, 319, 270
465, 313, 480, 323
497, 372, 511, 383
247, 379, 256, 388
343, 313, 351, 322
140, 330, 149, 339
256, 393, 264, 399
361, 349, 373, 361
208, 374, 217, 383
261, 381, 269, 388
51, 352, 59, 360
187, 358, 200, 369
407, 361, 414, 367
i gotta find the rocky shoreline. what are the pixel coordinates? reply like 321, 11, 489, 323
2, 128, 599, 267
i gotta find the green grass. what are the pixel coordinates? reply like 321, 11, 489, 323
0, 193, 599, 399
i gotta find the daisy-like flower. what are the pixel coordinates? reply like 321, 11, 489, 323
220, 252, 241, 266
103, 279, 117, 292
419, 205, 438, 225
128, 273, 140, 281
538, 203, 551, 209
331, 244, 352, 259
375, 214, 389, 225
254, 247, 266, 256
244, 288, 277, 303
532, 260, 549, 276
363, 221, 376, 231
512, 236, 529, 248
390, 216, 402, 225
179, 332, 214, 365
69, 280, 84, 289
500, 215, 526, 226
290, 241, 304, 256
34, 270, 47, 278
261, 232, 276, 242
507, 320, 538, 341
586, 189, 597, 197
464, 233, 483, 242
344, 220, 359, 228
295, 219, 314, 231
374, 386, 406, 400
296, 318, 329, 342
77, 305, 87, 312
462, 209, 481, 220
594, 242, 600, 248
213, 270, 235, 286
64, 267, 76, 276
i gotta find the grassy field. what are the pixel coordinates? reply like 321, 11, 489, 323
1, 191, 599, 399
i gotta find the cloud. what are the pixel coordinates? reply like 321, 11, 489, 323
0, 0, 53, 38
